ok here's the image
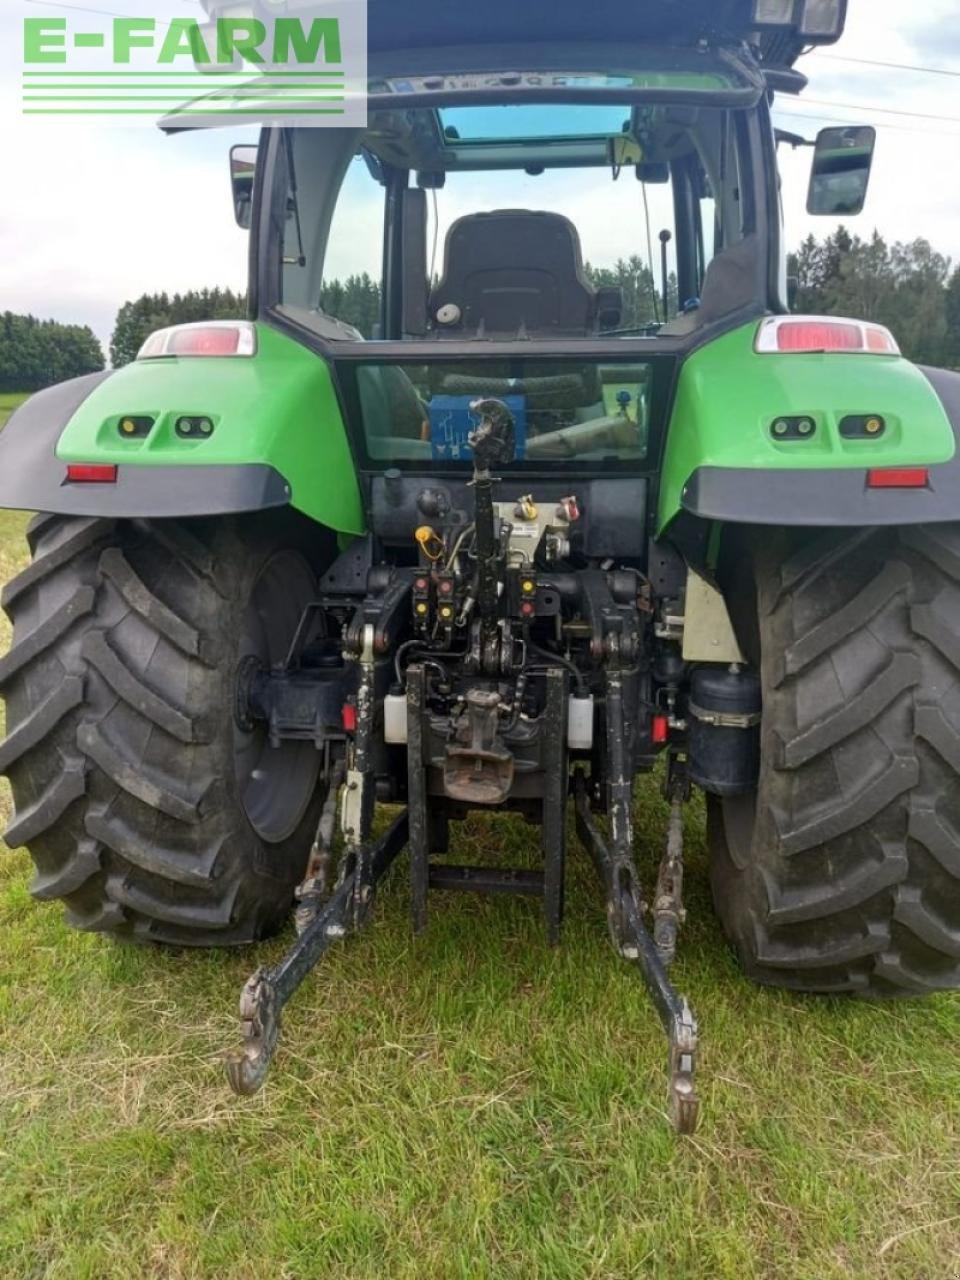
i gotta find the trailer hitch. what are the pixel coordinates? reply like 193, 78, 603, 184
574, 773, 700, 1135
225, 784, 699, 1129
225, 810, 408, 1096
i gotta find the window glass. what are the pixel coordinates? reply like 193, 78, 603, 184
427, 167, 677, 331
319, 155, 385, 337
352, 360, 654, 466
277, 104, 757, 335
440, 104, 634, 142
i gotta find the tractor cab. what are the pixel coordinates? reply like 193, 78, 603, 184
221, 60, 768, 489
210, 15, 871, 490
264, 84, 762, 346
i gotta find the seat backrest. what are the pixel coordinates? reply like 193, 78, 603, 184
659, 235, 761, 337
429, 210, 601, 336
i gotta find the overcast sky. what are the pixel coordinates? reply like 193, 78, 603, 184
1, 0, 958, 353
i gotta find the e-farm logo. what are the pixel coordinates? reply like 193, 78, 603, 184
20, 2, 367, 127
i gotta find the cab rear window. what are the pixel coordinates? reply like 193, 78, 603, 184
344, 359, 658, 468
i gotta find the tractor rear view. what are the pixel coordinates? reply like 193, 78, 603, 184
3, 0, 960, 1134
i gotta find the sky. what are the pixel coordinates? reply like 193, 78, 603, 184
1, 0, 959, 354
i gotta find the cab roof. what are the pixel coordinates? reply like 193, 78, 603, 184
363, 0, 845, 69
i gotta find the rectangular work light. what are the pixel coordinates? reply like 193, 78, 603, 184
798, 0, 845, 37
751, 0, 846, 39
752, 0, 796, 24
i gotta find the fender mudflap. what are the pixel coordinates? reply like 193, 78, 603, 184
679, 459, 960, 527
0, 375, 290, 518
677, 363, 960, 529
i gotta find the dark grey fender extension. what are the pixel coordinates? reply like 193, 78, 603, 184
680, 365, 960, 527
0, 373, 291, 518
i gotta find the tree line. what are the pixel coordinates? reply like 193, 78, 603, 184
107, 281, 376, 364
2, 226, 958, 394
0, 313, 103, 393
789, 228, 960, 369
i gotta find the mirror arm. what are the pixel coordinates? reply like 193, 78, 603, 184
775, 128, 815, 150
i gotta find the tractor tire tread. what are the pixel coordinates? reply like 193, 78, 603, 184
0, 515, 323, 946
711, 523, 960, 995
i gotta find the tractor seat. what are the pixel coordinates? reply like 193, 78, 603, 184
428, 210, 620, 338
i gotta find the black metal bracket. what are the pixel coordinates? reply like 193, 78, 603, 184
225, 810, 409, 1097
541, 667, 568, 945
654, 752, 691, 967
574, 775, 699, 1134
405, 662, 568, 943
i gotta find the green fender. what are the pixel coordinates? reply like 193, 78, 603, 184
657, 322, 957, 535
0, 323, 364, 535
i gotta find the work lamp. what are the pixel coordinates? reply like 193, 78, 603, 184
751, 0, 846, 40
798, 0, 845, 36
752, 0, 796, 24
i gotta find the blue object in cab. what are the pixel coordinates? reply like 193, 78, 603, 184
429, 394, 527, 461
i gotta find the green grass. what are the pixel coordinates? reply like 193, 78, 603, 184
0, 392, 29, 430
1, 512, 959, 1279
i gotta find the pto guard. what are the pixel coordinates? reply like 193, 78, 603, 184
0, 322, 364, 534
657, 321, 960, 533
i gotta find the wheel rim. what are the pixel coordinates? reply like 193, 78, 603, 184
234, 550, 320, 844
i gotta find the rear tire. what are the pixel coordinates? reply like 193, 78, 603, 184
0, 513, 331, 946
710, 524, 960, 995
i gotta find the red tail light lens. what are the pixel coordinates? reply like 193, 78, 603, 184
867, 468, 930, 490
66, 464, 118, 484
168, 327, 241, 356
756, 316, 900, 356
775, 321, 862, 352
137, 321, 257, 359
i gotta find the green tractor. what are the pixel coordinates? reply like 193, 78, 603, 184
3, 0, 959, 1134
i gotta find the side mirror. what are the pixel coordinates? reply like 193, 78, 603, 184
807, 126, 876, 216
230, 144, 258, 230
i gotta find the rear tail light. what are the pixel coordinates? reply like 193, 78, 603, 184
65, 463, 118, 484
776, 321, 862, 352
867, 468, 929, 490
756, 316, 900, 356
865, 326, 896, 353
137, 321, 257, 360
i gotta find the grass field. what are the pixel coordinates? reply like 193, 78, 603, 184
0, 400, 959, 1277
0, 392, 27, 431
